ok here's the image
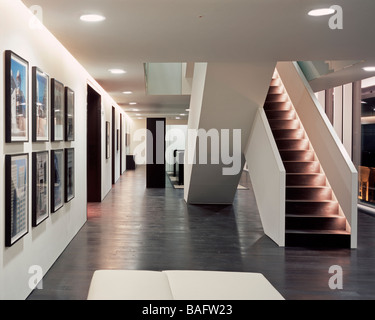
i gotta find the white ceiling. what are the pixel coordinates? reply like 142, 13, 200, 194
21, 0, 375, 117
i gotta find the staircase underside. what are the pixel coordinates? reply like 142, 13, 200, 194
263, 73, 350, 248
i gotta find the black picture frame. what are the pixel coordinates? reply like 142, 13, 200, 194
65, 87, 74, 141
51, 149, 64, 213
51, 79, 64, 141
32, 151, 49, 226
5, 153, 29, 247
5, 50, 29, 143
106, 121, 110, 159
32, 67, 49, 142
65, 148, 75, 202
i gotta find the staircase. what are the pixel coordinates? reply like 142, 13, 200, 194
263, 72, 351, 248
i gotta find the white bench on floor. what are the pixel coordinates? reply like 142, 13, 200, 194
87, 270, 284, 300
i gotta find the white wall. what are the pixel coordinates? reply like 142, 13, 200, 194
166, 125, 187, 173
0, 0, 127, 299
129, 118, 188, 166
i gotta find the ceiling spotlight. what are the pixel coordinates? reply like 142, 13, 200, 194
131, 108, 139, 112
308, 8, 335, 16
109, 69, 126, 74
123, 91, 133, 95
129, 102, 137, 105
180, 114, 186, 116
185, 108, 190, 112
135, 114, 141, 116
80, 14, 106, 22
175, 117, 181, 119
363, 67, 375, 72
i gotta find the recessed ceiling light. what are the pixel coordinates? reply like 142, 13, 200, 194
129, 102, 137, 105
135, 114, 141, 116
123, 91, 133, 95
180, 114, 186, 116
137, 117, 143, 120
363, 67, 375, 72
80, 14, 106, 22
308, 8, 335, 16
131, 108, 139, 112
361, 101, 368, 104
175, 117, 181, 119
185, 108, 190, 112
109, 69, 126, 74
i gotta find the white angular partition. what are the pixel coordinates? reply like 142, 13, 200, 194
276, 62, 358, 248
245, 109, 286, 246
184, 61, 276, 204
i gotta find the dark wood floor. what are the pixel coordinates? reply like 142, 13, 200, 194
27, 166, 375, 300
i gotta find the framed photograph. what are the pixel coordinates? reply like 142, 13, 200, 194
51, 149, 64, 213
51, 79, 64, 141
5, 154, 29, 247
32, 151, 49, 226
5, 50, 29, 143
65, 148, 75, 202
32, 67, 49, 142
106, 121, 110, 159
65, 87, 74, 141
125, 133, 130, 147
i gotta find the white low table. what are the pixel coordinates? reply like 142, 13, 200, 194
87, 270, 284, 300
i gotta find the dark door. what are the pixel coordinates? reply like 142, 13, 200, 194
146, 118, 166, 188
112, 107, 116, 185
87, 85, 102, 202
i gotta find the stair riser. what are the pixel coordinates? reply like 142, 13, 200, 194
269, 120, 300, 130
266, 94, 288, 102
265, 110, 296, 120
264, 101, 291, 111
280, 151, 314, 161
286, 174, 326, 186
286, 201, 339, 215
276, 139, 309, 150
270, 78, 281, 87
268, 86, 284, 94
286, 187, 332, 201
285, 233, 350, 248
273, 129, 305, 140
283, 162, 320, 173
286, 216, 347, 231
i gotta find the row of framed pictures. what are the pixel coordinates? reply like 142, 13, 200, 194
5, 148, 75, 247
5, 50, 75, 143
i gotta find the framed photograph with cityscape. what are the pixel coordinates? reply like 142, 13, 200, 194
51, 149, 64, 213
5, 153, 29, 247
5, 50, 29, 143
32, 151, 49, 227
65, 148, 75, 202
65, 87, 74, 141
51, 79, 64, 141
32, 67, 49, 142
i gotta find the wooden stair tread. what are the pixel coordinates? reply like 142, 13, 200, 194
286, 229, 350, 235
286, 199, 337, 203
286, 213, 343, 218
286, 186, 331, 189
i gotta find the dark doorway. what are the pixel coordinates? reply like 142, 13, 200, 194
120, 113, 123, 175
87, 85, 102, 202
146, 118, 166, 188
112, 107, 116, 185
